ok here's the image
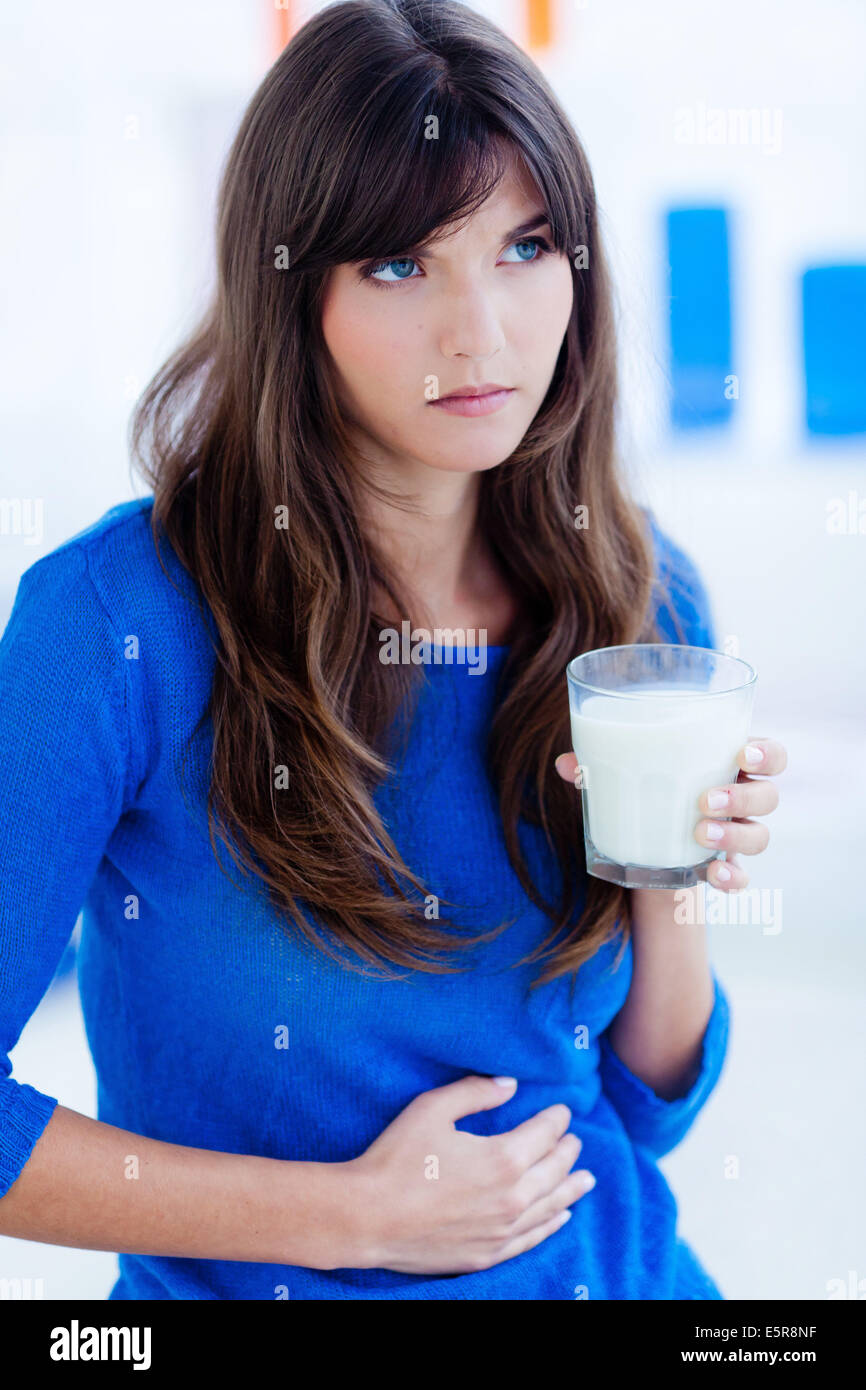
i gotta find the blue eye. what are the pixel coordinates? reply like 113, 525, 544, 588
361, 235, 552, 288
368, 258, 420, 283
500, 237, 549, 264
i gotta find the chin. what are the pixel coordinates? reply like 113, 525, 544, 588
419, 425, 532, 472
421, 446, 521, 475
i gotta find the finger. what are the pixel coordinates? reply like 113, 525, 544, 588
517, 1130, 583, 1207
493, 1206, 576, 1267
496, 1103, 573, 1170
695, 815, 769, 856
508, 1167, 596, 1237
554, 752, 579, 783
706, 854, 749, 892
737, 738, 787, 777
699, 776, 779, 819
424, 1075, 521, 1123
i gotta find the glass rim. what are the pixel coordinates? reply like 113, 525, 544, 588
566, 643, 757, 700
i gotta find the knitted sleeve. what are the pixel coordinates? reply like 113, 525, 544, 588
598, 972, 731, 1159
596, 515, 731, 1159
0, 543, 130, 1200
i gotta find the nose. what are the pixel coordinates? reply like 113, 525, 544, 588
438, 281, 506, 361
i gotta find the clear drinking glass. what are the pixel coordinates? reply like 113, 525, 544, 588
566, 644, 757, 889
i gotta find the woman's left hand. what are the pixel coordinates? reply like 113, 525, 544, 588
554, 736, 787, 893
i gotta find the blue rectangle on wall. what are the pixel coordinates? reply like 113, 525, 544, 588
802, 265, 866, 435
666, 207, 734, 429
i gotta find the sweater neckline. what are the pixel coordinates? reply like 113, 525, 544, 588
418, 642, 510, 674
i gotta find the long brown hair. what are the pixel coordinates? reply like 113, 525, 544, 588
130, 0, 686, 992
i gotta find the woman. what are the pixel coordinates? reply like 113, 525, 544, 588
0, 0, 785, 1299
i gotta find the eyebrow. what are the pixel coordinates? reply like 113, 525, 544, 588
393, 213, 553, 261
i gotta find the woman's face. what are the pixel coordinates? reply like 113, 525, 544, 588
320, 155, 575, 479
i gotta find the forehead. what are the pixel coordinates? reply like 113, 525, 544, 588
320, 144, 549, 303
427, 158, 546, 247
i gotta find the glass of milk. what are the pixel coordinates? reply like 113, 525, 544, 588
566, 644, 757, 889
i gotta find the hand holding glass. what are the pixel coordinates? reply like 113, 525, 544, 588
566, 644, 757, 889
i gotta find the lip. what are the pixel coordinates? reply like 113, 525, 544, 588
429, 385, 516, 418
438, 382, 511, 399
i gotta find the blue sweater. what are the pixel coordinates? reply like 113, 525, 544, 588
0, 498, 729, 1300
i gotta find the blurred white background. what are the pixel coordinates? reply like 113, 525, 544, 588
0, 0, 863, 1300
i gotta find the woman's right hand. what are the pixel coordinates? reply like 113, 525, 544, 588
343, 1075, 596, 1275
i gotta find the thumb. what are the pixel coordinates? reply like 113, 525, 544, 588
427, 1074, 518, 1123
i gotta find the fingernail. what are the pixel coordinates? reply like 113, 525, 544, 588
715, 863, 732, 882
493, 1076, 517, 1087
707, 789, 729, 810
580, 1172, 596, 1192
559, 1210, 572, 1223
705, 821, 725, 841
745, 744, 764, 764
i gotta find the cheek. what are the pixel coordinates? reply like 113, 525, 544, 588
514, 264, 575, 353
321, 294, 365, 379
324, 295, 419, 397
520, 265, 574, 359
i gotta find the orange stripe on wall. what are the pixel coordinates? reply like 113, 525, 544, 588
273, 1, 296, 58
527, 0, 554, 50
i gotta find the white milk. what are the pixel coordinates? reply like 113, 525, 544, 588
569, 682, 751, 868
